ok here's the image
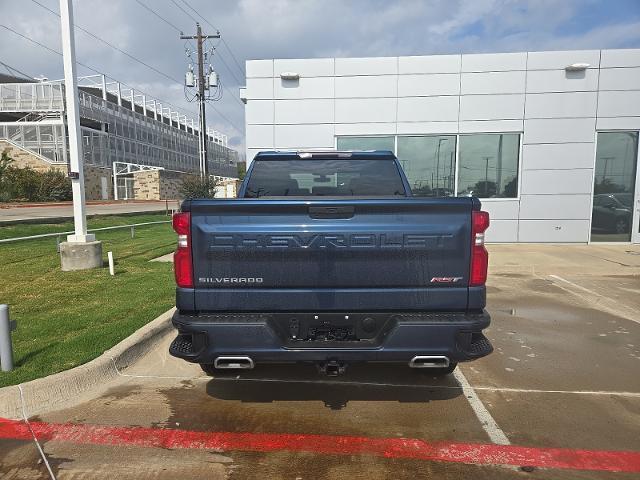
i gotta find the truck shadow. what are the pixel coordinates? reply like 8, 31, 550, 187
205, 364, 462, 410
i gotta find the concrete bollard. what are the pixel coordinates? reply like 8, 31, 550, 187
131, 226, 135, 238
0, 304, 15, 372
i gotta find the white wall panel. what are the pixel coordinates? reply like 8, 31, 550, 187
396, 121, 458, 134
599, 67, 640, 91
519, 220, 590, 243
522, 143, 595, 170
273, 58, 334, 77
459, 120, 523, 133
520, 194, 592, 219
485, 220, 519, 243
246, 60, 273, 78
274, 99, 333, 124
597, 90, 640, 118
520, 169, 593, 195
246, 100, 273, 125
274, 124, 334, 149
245, 78, 274, 99
335, 57, 397, 76
481, 200, 520, 219
462, 52, 526, 72
397, 96, 459, 122
335, 123, 396, 135
397, 74, 460, 97
398, 55, 461, 74
273, 77, 334, 99
596, 116, 640, 130
460, 94, 525, 120
335, 98, 396, 123
525, 91, 598, 119
335, 75, 397, 98
600, 49, 640, 68
246, 124, 273, 148
461, 71, 526, 94
526, 69, 598, 93
527, 50, 600, 70
523, 118, 595, 144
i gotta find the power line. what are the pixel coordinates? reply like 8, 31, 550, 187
178, 0, 245, 78
20, 4, 243, 135
134, 0, 183, 33
30, 0, 182, 87
0, 61, 34, 80
170, 0, 246, 111
169, 0, 198, 23
0, 24, 196, 118
0, 24, 103, 76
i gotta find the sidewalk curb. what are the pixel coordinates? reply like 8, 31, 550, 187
0, 308, 175, 420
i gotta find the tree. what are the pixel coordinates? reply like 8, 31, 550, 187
179, 175, 221, 199
237, 161, 247, 181
0, 150, 14, 182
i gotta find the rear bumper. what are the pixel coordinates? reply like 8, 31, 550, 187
170, 310, 492, 365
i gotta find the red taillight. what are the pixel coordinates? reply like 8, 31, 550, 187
470, 210, 490, 286
172, 212, 193, 288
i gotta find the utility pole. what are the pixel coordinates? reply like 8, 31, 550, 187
58, 0, 102, 271
181, 23, 219, 177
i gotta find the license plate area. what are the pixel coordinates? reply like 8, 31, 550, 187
267, 313, 396, 348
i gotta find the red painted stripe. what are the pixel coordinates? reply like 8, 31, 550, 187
1, 417, 639, 472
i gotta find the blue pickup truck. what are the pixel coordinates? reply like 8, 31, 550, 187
169, 150, 492, 376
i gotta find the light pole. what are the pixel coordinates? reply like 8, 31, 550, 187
58, 0, 102, 270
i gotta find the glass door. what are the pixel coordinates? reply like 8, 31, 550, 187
591, 132, 639, 242
634, 153, 640, 244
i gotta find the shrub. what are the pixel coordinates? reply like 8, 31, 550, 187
0, 165, 72, 202
179, 175, 221, 199
37, 169, 73, 201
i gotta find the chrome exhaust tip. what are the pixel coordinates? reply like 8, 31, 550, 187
409, 355, 450, 368
214, 356, 255, 369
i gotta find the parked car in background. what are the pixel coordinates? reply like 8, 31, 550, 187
592, 193, 633, 234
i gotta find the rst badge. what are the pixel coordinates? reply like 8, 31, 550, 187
430, 277, 463, 284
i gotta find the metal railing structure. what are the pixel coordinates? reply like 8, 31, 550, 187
0, 219, 173, 244
0, 76, 238, 178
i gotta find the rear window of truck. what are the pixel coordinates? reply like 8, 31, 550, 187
244, 159, 407, 197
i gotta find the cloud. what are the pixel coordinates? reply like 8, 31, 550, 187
1, 0, 639, 156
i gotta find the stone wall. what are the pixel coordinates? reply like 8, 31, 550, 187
133, 170, 186, 200
83, 164, 113, 201
1, 140, 112, 201
158, 170, 186, 200
0, 140, 66, 173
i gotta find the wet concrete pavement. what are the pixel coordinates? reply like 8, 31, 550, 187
1, 245, 639, 479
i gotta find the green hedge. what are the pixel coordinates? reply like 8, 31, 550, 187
0, 152, 72, 202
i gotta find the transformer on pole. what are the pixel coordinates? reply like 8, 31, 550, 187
181, 23, 220, 178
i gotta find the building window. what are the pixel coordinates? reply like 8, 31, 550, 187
337, 136, 395, 152
457, 133, 520, 198
397, 135, 456, 197
591, 131, 638, 242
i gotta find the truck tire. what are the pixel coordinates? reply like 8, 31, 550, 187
416, 362, 458, 376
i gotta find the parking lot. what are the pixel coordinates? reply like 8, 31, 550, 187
1, 244, 639, 479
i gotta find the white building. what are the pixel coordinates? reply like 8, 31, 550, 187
242, 49, 640, 244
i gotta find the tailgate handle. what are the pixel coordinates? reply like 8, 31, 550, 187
308, 206, 355, 219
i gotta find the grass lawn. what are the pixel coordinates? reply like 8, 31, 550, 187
0, 215, 176, 387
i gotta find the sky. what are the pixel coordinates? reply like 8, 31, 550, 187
1, 0, 640, 158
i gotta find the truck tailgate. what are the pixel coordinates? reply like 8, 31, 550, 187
185, 198, 476, 312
